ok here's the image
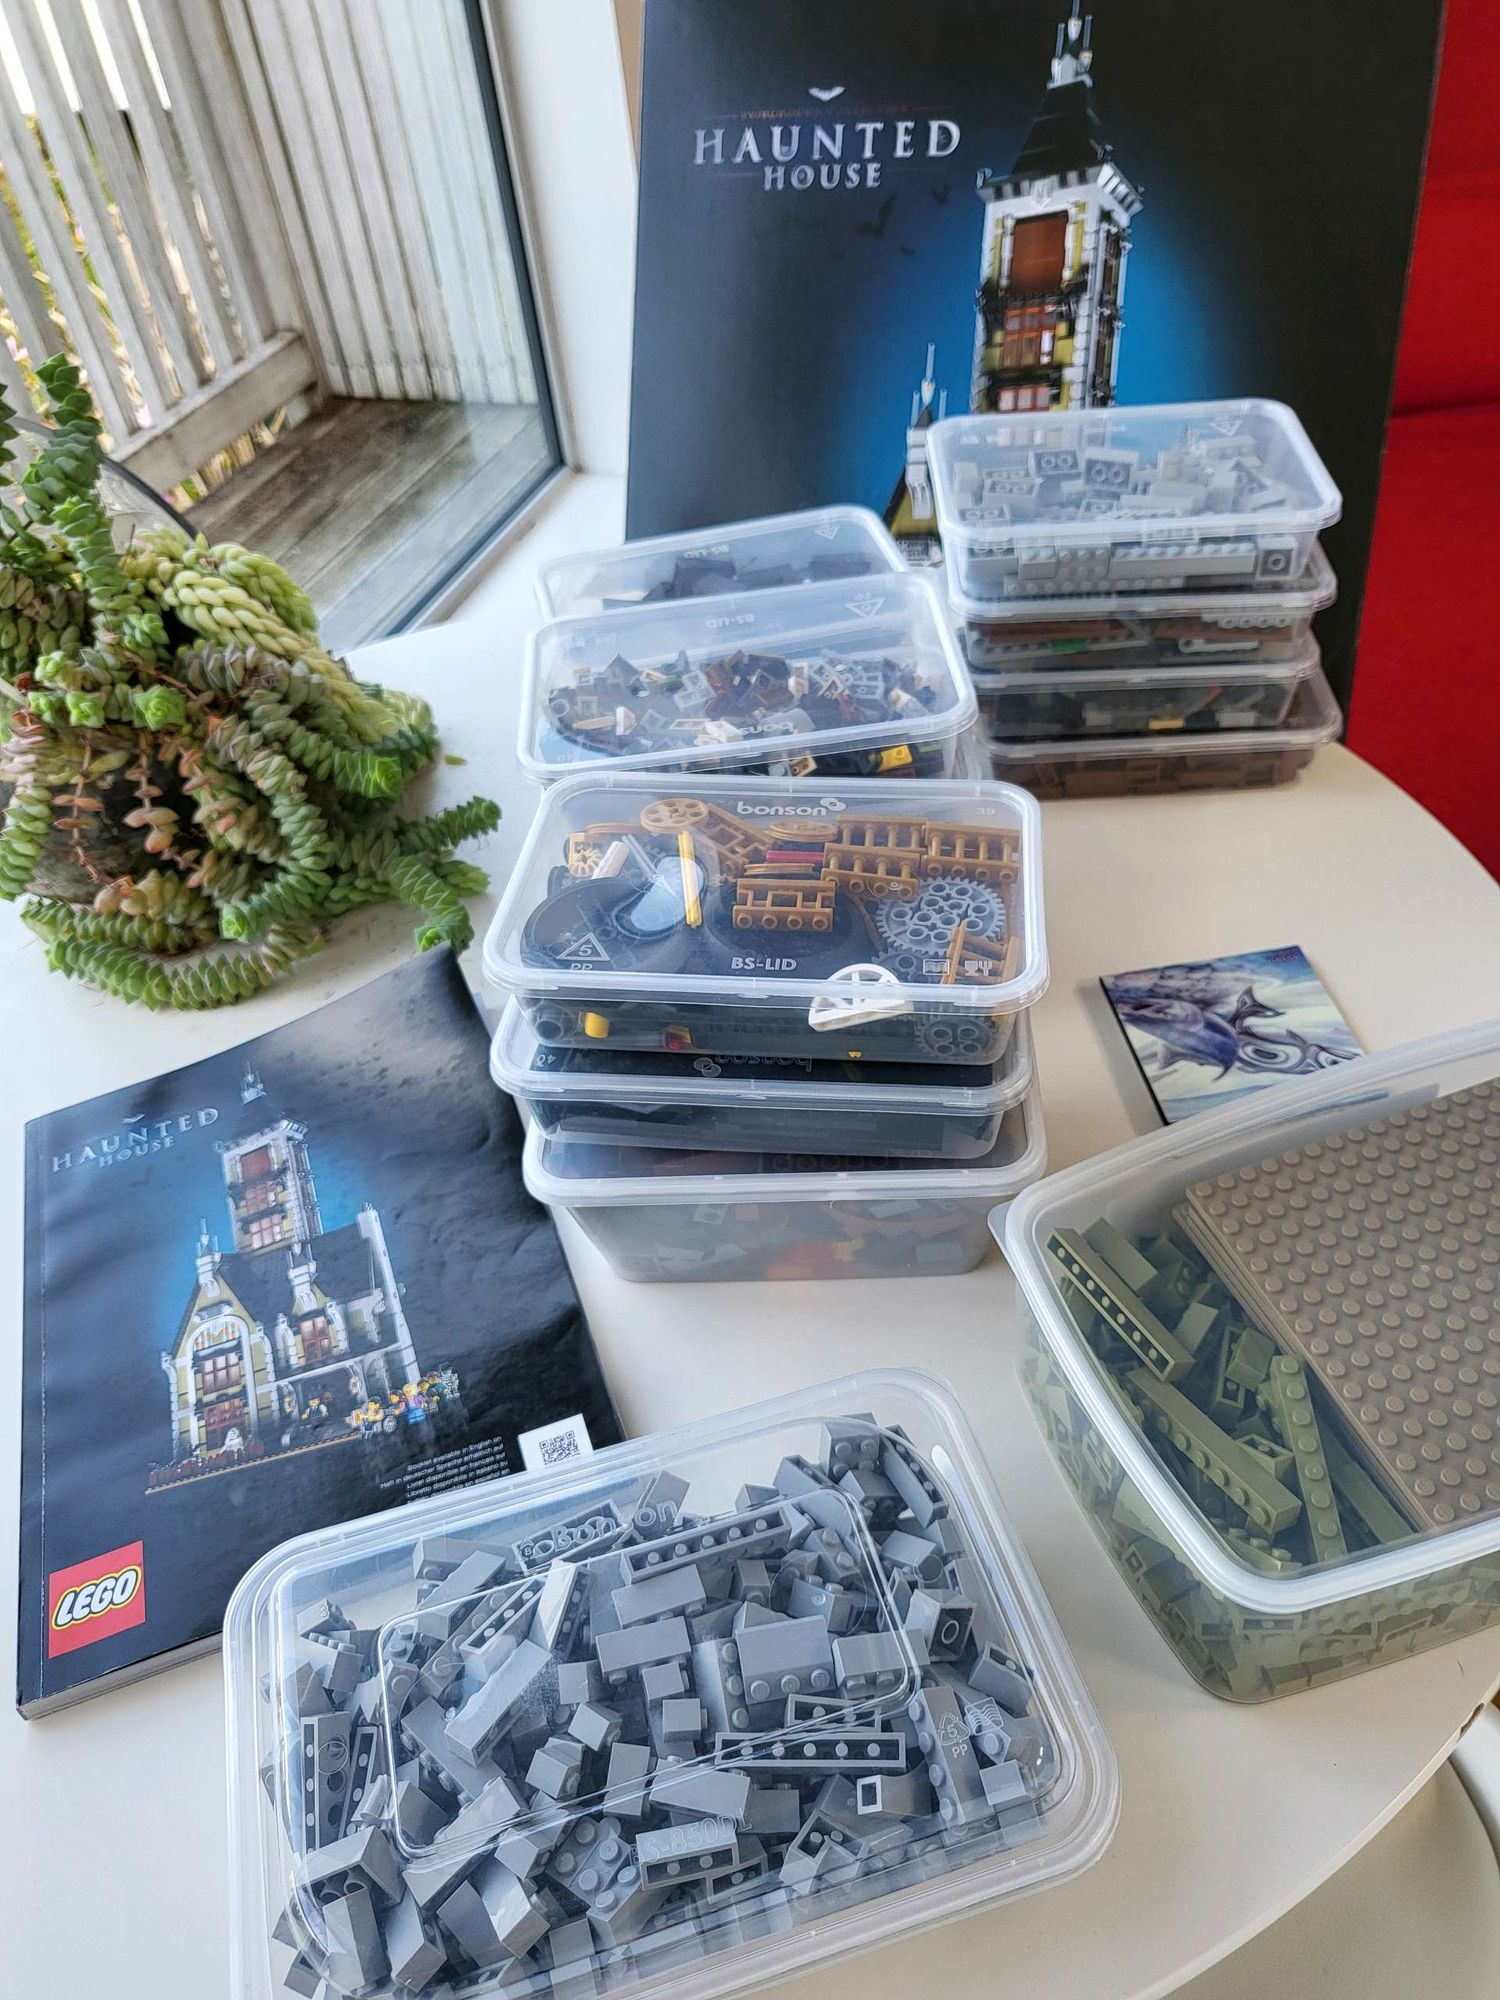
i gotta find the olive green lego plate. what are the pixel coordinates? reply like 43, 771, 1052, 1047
1001, 1018, 1500, 1618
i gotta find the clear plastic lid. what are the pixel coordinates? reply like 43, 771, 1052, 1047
482, 773, 1048, 1022
523, 1086, 1046, 1207
970, 637, 1320, 700
983, 655, 1341, 765
520, 573, 976, 782
929, 399, 1342, 556
226, 1371, 1118, 2000
535, 505, 905, 619
493, 1001, 1035, 1117
948, 539, 1338, 628
1002, 1018, 1500, 1618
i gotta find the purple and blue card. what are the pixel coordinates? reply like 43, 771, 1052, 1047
1101, 944, 1362, 1124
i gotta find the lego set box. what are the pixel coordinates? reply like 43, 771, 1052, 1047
17, 952, 621, 1717
625, 0, 1443, 712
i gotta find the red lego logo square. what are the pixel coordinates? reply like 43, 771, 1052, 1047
46, 1542, 147, 1658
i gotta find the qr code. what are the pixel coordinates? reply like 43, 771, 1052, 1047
517, 1413, 594, 1475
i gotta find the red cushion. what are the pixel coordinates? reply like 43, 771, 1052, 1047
1349, 405, 1500, 880
1392, 0, 1500, 413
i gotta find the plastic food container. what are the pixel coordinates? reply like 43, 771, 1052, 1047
227, 1371, 1116, 2000
929, 400, 1341, 604
524, 1088, 1044, 1283
483, 773, 1048, 1066
520, 573, 976, 786
1002, 1019, 1500, 1701
970, 640, 1323, 743
494, 1003, 1035, 1162
983, 657, 1341, 799
535, 505, 906, 619
952, 542, 1336, 671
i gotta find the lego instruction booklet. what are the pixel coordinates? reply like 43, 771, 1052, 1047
17, 950, 622, 1715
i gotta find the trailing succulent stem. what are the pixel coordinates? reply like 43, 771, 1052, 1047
0, 358, 498, 1008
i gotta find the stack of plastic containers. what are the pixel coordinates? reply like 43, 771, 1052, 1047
928, 399, 1346, 799
484, 770, 1049, 1282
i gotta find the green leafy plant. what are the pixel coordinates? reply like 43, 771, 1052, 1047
0, 356, 498, 1008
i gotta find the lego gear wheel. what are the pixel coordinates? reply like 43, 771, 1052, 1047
873, 877, 1008, 953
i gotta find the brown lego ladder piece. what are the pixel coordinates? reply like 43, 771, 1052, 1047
823, 814, 929, 899
732, 879, 837, 932
925, 824, 1018, 887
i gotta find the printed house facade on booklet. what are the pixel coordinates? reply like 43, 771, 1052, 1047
158, 1065, 461, 1483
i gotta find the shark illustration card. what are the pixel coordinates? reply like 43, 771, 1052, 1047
1101, 943, 1362, 1124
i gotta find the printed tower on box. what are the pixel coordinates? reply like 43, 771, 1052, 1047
971, 14, 1142, 414
157, 1063, 440, 1483
883, 343, 947, 565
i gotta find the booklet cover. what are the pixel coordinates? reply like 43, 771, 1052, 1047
626, 0, 1443, 709
1102, 943, 1363, 1124
17, 952, 621, 1715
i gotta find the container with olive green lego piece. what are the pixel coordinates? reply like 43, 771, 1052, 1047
999, 1020, 1500, 1701
483, 773, 1048, 1066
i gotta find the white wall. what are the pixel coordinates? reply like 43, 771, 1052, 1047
487, 0, 638, 477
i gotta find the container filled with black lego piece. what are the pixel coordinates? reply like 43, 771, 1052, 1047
493, 1003, 1037, 1163
534, 504, 906, 619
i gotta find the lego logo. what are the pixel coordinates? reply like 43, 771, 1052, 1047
52, 1566, 141, 1630
46, 1540, 148, 1658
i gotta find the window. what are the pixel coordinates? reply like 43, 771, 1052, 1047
0, 0, 560, 652
1009, 212, 1067, 292
240, 1147, 275, 1185
246, 1213, 287, 1251
299, 1316, 332, 1367
197, 1350, 244, 1396
999, 304, 1061, 372
203, 1398, 246, 1447
240, 1181, 279, 1217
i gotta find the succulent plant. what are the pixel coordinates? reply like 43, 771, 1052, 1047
0, 356, 498, 1007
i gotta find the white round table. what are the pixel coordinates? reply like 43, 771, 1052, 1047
3, 603, 1498, 1999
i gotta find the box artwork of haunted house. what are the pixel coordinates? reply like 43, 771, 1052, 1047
155, 1066, 457, 1485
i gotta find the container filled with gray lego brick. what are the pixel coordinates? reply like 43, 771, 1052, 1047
928, 399, 1341, 606
492, 1002, 1035, 1162
226, 1371, 1118, 2000
1001, 1018, 1500, 1702
482, 773, 1047, 1067
523, 1086, 1045, 1282
981, 655, 1341, 800
520, 572, 977, 786
535, 505, 905, 619
950, 542, 1336, 672
970, 640, 1323, 743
